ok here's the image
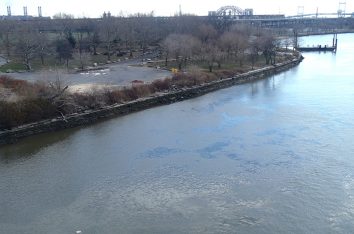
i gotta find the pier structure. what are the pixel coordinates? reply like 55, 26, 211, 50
295, 33, 338, 52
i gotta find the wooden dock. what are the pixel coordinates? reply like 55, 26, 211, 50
296, 45, 336, 52
295, 33, 338, 52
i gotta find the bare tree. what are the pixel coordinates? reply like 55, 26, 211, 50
36, 32, 51, 65
76, 18, 95, 56
236, 34, 249, 67
249, 40, 260, 69
258, 34, 277, 65
134, 17, 152, 61
90, 31, 101, 55
164, 34, 182, 69
282, 38, 292, 50
56, 39, 74, 68
197, 24, 218, 44
231, 24, 254, 38
202, 43, 221, 72
100, 16, 119, 61
14, 28, 40, 70
164, 34, 201, 70
120, 19, 137, 58
0, 22, 14, 60
52, 13, 75, 39
219, 32, 235, 58
74, 52, 91, 70
219, 31, 249, 59
52, 12, 75, 19
161, 39, 170, 67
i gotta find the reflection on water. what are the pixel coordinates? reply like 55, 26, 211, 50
1, 34, 354, 233
0, 128, 75, 163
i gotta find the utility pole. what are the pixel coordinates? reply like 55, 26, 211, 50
316, 7, 319, 18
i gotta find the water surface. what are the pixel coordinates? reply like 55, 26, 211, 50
1, 34, 354, 234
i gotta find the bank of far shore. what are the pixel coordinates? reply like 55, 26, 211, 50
0, 54, 303, 146
296, 29, 354, 37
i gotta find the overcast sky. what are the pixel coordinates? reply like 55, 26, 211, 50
2, 0, 353, 18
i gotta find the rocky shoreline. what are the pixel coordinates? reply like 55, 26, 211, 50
0, 56, 303, 146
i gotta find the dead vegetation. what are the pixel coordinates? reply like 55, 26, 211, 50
0, 69, 241, 131
0, 46, 297, 131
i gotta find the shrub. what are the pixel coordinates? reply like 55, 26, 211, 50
103, 89, 126, 105
0, 66, 240, 130
132, 84, 152, 98
72, 93, 105, 109
150, 78, 171, 92
0, 99, 57, 130
0, 101, 24, 130
0, 76, 58, 99
171, 72, 218, 88
0, 76, 29, 91
121, 87, 139, 101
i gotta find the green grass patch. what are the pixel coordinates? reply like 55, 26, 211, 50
0, 62, 26, 73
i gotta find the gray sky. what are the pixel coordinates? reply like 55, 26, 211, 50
2, 0, 353, 18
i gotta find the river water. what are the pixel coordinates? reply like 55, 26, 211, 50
1, 34, 354, 234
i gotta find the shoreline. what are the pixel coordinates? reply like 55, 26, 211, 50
297, 29, 354, 37
0, 56, 303, 146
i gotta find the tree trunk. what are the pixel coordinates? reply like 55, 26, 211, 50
5, 35, 11, 58
178, 60, 182, 70
25, 57, 31, 71
25, 63, 31, 71
209, 64, 213, 72
6, 45, 10, 58
272, 52, 276, 65
107, 44, 111, 61
251, 55, 255, 69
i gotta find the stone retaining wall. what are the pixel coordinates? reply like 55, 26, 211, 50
0, 57, 302, 146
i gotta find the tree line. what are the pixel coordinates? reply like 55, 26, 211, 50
162, 24, 279, 72
0, 15, 280, 71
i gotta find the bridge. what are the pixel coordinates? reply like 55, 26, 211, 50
208, 5, 354, 21
205, 5, 354, 30
287, 12, 354, 19
215, 6, 245, 16
208, 5, 255, 18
